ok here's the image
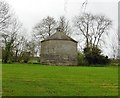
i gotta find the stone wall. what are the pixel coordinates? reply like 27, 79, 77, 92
40, 40, 78, 65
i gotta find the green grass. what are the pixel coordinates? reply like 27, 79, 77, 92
2, 64, 118, 96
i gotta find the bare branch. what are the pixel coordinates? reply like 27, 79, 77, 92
73, 13, 112, 49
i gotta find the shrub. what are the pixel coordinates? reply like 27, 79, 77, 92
83, 46, 110, 65
77, 52, 85, 65
18, 51, 31, 63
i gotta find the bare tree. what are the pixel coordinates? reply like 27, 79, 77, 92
109, 31, 118, 59
25, 39, 38, 57
0, 1, 12, 47
33, 16, 56, 40
2, 17, 22, 63
0, 1, 11, 32
32, 16, 56, 57
0, 1, 23, 63
73, 13, 112, 49
57, 16, 71, 36
81, 0, 88, 13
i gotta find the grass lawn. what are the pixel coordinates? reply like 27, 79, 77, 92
2, 64, 118, 96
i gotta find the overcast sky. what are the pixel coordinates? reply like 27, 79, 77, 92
5, 0, 118, 32
5, 0, 119, 57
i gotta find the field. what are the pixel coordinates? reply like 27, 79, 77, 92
2, 64, 118, 96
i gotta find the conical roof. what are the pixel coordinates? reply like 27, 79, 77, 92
41, 31, 77, 43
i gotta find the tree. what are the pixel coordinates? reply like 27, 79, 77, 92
0, 1, 12, 47
57, 16, 71, 36
109, 31, 118, 59
73, 13, 112, 65
20, 51, 31, 63
0, 1, 23, 63
15, 35, 39, 63
23, 38, 37, 58
32, 16, 56, 58
2, 18, 22, 63
33, 16, 56, 40
73, 13, 112, 49
0, 1, 11, 31
83, 46, 110, 65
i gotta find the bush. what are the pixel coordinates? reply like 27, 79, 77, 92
118, 60, 120, 66
18, 51, 31, 63
83, 47, 110, 65
2, 48, 14, 63
77, 52, 85, 65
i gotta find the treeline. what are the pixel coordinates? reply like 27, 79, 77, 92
0, 1, 34, 63
0, 1, 117, 65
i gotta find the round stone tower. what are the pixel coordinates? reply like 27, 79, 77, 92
40, 28, 78, 65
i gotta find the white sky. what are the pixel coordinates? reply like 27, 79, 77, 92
5, 0, 118, 32
5, 0, 119, 57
